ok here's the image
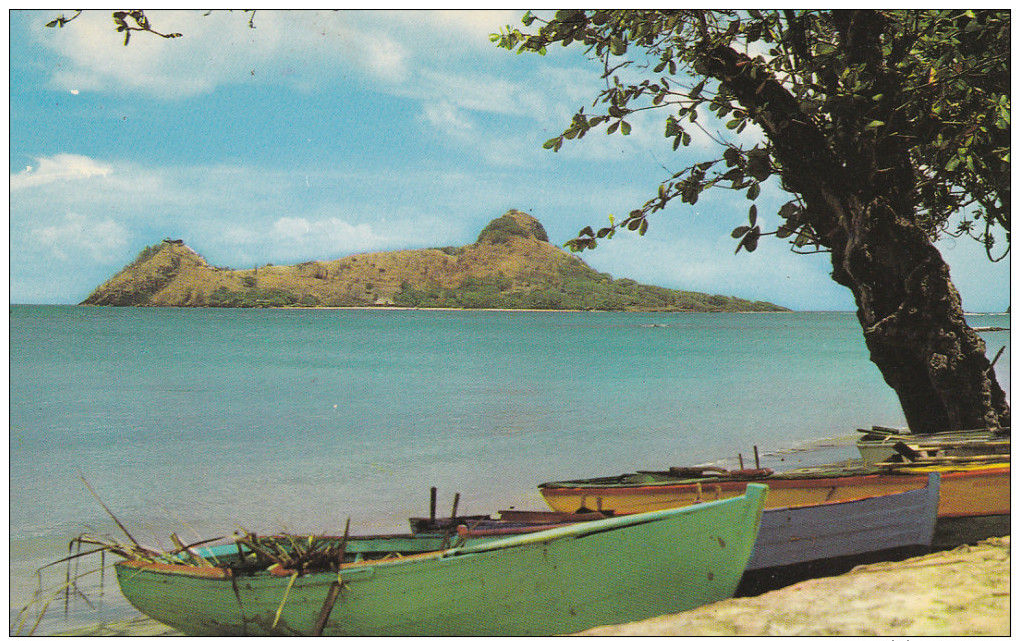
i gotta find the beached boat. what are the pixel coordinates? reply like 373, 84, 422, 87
737, 472, 940, 593
454, 475, 941, 594
411, 509, 609, 535
857, 425, 1009, 466
538, 459, 1009, 522
873, 459, 1011, 547
114, 485, 767, 636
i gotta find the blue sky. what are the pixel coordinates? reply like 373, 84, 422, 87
8, 9, 1011, 311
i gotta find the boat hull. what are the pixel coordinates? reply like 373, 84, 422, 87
539, 464, 1009, 519
745, 472, 939, 573
115, 485, 767, 636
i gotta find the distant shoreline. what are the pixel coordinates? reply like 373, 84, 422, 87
71, 304, 796, 314
12, 304, 1009, 315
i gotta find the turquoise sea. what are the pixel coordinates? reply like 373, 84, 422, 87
8, 305, 1010, 634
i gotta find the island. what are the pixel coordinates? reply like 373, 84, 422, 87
81, 210, 788, 312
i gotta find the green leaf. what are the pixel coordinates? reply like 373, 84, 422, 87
777, 202, 799, 219
732, 225, 750, 238
748, 204, 758, 226
744, 228, 759, 252
620, 121, 632, 135
746, 182, 760, 200
543, 137, 559, 151
723, 147, 742, 166
745, 151, 771, 181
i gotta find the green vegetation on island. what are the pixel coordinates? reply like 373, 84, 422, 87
81, 211, 787, 312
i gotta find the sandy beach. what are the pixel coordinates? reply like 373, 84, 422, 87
54, 536, 1008, 637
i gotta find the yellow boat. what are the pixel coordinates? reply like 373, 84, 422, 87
538, 461, 1009, 519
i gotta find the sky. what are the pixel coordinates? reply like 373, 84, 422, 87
7, 9, 1012, 311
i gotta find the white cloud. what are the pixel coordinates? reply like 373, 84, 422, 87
422, 100, 477, 142
10, 154, 112, 190
31, 212, 130, 261
32, 10, 522, 99
419, 70, 537, 118
216, 214, 394, 265
270, 215, 383, 251
37, 10, 378, 98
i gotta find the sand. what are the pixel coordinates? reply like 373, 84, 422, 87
55, 536, 1009, 636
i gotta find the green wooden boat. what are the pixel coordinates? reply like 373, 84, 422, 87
114, 484, 767, 635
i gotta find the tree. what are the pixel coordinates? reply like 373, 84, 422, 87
496, 10, 1009, 434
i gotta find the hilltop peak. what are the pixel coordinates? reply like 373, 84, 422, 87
476, 210, 550, 245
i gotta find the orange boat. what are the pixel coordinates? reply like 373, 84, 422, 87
538, 460, 1009, 520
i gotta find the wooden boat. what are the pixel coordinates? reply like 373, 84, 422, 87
114, 485, 768, 636
857, 425, 1009, 466
411, 509, 608, 535
873, 458, 1011, 547
538, 459, 1009, 521
407, 514, 492, 535
738, 472, 940, 594
407, 486, 491, 535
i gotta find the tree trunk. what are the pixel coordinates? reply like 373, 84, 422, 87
701, 27, 1010, 434
830, 197, 1010, 434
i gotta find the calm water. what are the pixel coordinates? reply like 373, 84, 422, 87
9, 306, 1010, 633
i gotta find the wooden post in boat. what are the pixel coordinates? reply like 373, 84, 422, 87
753, 445, 760, 470
429, 487, 437, 524
312, 518, 350, 635
738, 453, 745, 470
450, 493, 460, 519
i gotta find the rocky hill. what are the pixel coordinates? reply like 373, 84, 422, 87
81, 210, 787, 312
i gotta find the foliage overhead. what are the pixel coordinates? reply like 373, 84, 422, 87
494, 10, 1010, 261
